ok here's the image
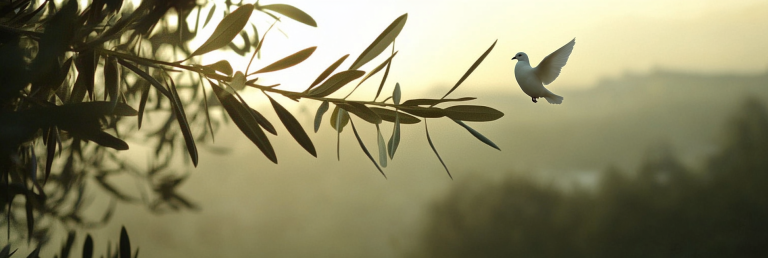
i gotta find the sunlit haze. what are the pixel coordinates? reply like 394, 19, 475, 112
191, 0, 768, 96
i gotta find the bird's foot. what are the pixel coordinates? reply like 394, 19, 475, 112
532, 97, 538, 103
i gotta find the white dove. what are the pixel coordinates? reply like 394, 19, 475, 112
511, 38, 575, 104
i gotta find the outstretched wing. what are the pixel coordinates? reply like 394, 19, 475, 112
533, 38, 575, 85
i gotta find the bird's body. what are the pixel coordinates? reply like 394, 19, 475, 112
511, 38, 575, 104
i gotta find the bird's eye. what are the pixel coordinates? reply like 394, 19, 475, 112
517, 54, 521, 56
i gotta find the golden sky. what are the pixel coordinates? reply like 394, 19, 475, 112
194, 0, 768, 96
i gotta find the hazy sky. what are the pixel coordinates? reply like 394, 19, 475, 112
193, 0, 768, 96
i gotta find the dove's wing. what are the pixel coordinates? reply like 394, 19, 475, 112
533, 38, 575, 85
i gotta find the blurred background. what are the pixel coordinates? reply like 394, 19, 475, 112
17, 0, 768, 257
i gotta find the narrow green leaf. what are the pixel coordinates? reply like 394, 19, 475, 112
344, 51, 398, 99
267, 94, 316, 157
189, 4, 254, 58
116, 59, 171, 98
387, 112, 400, 158
0, 245, 9, 258
308, 54, 348, 91
120, 226, 130, 258
259, 4, 317, 27
337, 102, 381, 124
399, 106, 446, 118
402, 97, 476, 106
308, 70, 364, 97
350, 119, 386, 178
393, 83, 401, 105
60, 231, 75, 258
453, 119, 500, 150
44, 127, 57, 184
349, 13, 407, 70
168, 78, 199, 167
205, 60, 233, 76
444, 105, 504, 122
27, 246, 40, 258
330, 105, 349, 132
137, 81, 150, 129
334, 107, 348, 160
369, 107, 420, 124
229, 71, 246, 90
314, 101, 329, 133
375, 44, 395, 101
425, 120, 452, 179
210, 80, 277, 163
83, 235, 93, 258
376, 124, 387, 167
251, 46, 316, 74
203, 3, 216, 27
441, 39, 497, 100
248, 107, 277, 135
104, 56, 119, 111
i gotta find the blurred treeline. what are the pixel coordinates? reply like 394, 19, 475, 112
415, 98, 768, 257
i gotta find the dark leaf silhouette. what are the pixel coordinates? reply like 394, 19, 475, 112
210, 81, 277, 163
349, 13, 407, 70
314, 101, 329, 133
83, 234, 93, 258
167, 78, 199, 167
441, 39, 497, 100
350, 119, 386, 178
267, 94, 316, 157
369, 107, 420, 124
444, 105, 504, 122
309, 70, 365, 97
337, 102, 382, 124
453, 119, 500, 150
188, 4, 254, 58
119, 226, 130, 258
251, 46, 316, 74
308, 54, 349, 91
260, 4, 317, 27
399, 106, 446, 118
402, 97, 476, 106
205, 60, 233, 76
425, 120, 451, 179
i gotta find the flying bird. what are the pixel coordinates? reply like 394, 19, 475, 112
511, 38, 575, 104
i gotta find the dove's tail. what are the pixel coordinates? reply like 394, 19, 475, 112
544, 93, 564, 104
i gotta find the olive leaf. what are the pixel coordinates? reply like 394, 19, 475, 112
308, 70, 364, 97
337, 102, 382, 124
387, 111, 400, 159
345, 51, 398, 99
402, 97, 476, 106
205, 60, 233, 76
308, 54, 349, 91
330, 105, 350, 132
444, 105, 504, 122
120, 226, 130, 258
441, 39, 497, 100
267, 94, 316, 157
188, 4, 254, 59
349, 13, 407, 70
203, 3, 217, 27
104, 56, 119, 111
350, 119, 386, 178
210, 80, 277, 163
376, 124, 387, 167
250, 46, 316, 75
259, 4, 317, 27
425, 120, 451, 179
369, 107, 421, 124
167, 77, 199, 167
453, 119, 500, 150
399, 106, 446, 118
314, 101, 329, 133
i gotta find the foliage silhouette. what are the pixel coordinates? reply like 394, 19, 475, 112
0, 0, 502, 251
415, 99, 768, 258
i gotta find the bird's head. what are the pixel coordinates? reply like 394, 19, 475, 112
511, 52, 528, 62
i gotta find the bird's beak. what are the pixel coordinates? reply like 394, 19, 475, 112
511, 56, 517, 60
